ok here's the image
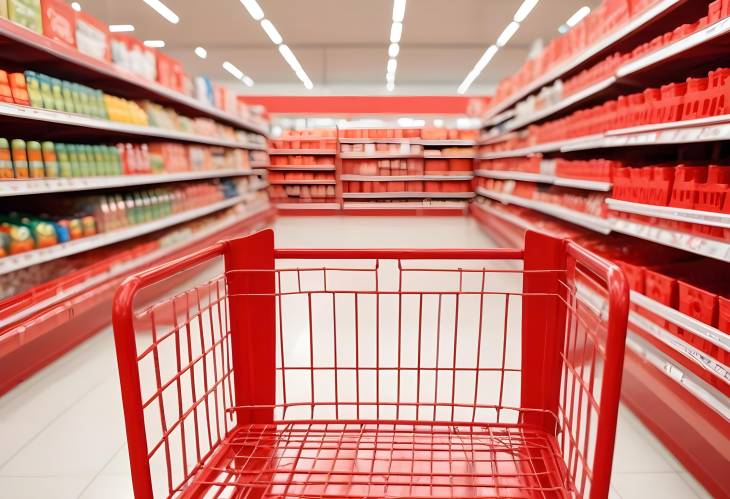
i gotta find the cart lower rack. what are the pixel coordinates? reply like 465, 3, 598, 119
113, 230, 629, 499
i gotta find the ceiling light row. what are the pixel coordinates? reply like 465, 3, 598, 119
559, 6, 591, 33
457, 0, 539, 94
240, 0, 313, 89
386, 0, 406, 92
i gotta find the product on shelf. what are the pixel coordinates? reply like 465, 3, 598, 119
340, 127, 421, 139
340, 142, 423, 155
270, 128, 337, 150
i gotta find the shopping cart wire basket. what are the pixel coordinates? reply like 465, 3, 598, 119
113, 229, 629, 499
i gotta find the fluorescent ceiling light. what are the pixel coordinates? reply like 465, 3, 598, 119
303, 78, 314, 90
239, 0, 264, 20
71, 2, 81, 11
242, 76, 254, 87
513, 0, 539, 22
392, 0, 407, 23
496, 21, 520, 47
222, 61, 244, 79
260, 19, 283, 44
457, 44, 498, 94
386, 72, 395, 82
387, 58, 397, 74
194, 46, 208, 59
565, 6, 591, 27
388, 43, 400, 58
143, 40, 166, 48
278, 44, 303, 72
386, 81, 395, 92
109, 24, 134, 33
142, 0, 179, 24
390, 22, 402, 43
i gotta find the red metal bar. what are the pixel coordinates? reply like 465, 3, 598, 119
274, 248, 524, 260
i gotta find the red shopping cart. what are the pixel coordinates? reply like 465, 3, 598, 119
113, 230, 629, 499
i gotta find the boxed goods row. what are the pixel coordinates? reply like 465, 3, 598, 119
424, 147, 476, 158
529, 66, 730, 144
490, 0, 719, 109
421, 128, 479, 141
268, 172, 334, 182
343, 158, 421, 176
344, 180, 472, 194
269, 184, 336, 201
0, 67, 254, 142
270, 155, 333, 166
270, 128, 337, 150
0, 139, 250, 179
477, 157, 542, 174
340, 127, 421, 139
0, 179, 241, 256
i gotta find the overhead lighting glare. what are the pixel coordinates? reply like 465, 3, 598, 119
194, 46, 208, 59
142, 0, 179, 24
388, 43, 399, 58
71, 2, 81, 11
565, 6, 591, 27
260, 19, 283, 45
242, 76, 254, 87
457, 44, 498, 94
392, 0, 407, 22
143, 40, 166, 48
387, 58, 397, 74
278, 44, 303, 72
303, 78, 314, 90
109, 24, 135, 33
222, 61, 244, 80
390, 22, 402, 43
513, 0, 539, 22
386, 81, 395, 92
496, 21, 520, 47
239, 0, 264, 20
386, 72, 395, 82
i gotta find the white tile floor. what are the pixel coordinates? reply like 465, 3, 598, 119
0, 216, 713, 498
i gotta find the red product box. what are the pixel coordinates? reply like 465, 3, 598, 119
157, 52, 185, 92
0, 71, 13, 104
669, 165, 708, 209
41, 0, 76, 48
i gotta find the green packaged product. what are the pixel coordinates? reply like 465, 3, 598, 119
50, 77, 65, 112
26, 140, 44, 178
71, 84, 85, 116
101, 146, 114, 176
0, 232, 10, 258
10, 139, 29, 178
41, 141, 59, 177
123, 194, 138, 225
0, 1, 7, 19
21, 216, 58, 248
55, 144, 73, 177
76, 145, 91, 176
0, 138, 12, 179
38, 74, 54, 110
92, 145, 106, 176
61, 81, 75, 114
110, 146, 123, 175
77, 85, 92, 116
94, 90, 107, 119
67, 144, 82, 177
8, 0, 42, 34
24, 71, 43, 108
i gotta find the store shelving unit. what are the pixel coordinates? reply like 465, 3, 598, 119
0, 15, 272, 395
474, 169, 611, 191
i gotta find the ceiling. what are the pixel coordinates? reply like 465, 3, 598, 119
79, 0, 601, 96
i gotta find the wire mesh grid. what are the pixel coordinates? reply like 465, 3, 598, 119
125, 253, 614, 499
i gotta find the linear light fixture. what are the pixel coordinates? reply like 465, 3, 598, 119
194, 46, 208, 59
239, 0, 264, 20
386, 0, 406, 92
109, 24, 135, 33
222, 61, 244, 80
71, 2, 81, 12
143, 40, 166, 48
260, 19, 283, 45
559, 5, 591, 32
457, 0, 541, 94
142, 0, 179, 24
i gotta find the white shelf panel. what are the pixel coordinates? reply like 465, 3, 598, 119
339, 138, 412, 144
269, 149, 337, 155
424, 154, 476, 159
479, 134, 603, 159
0, 169, 254, 197
276, 202, 341, 210
269, 180, 336, 185
609, 217, 730, 262
341, 174, 473, 182
472, 202, 538, 232
343, 192, 475, 200
0, 193, 256, 276
418, 139, 476, 147
343, 201, 467, 210
476, 187, 611, 234
482, 0, 684, 121
267, 165, 336, 171
474, 170, 611, 191
0, 102, 263, 149
0, 203, 272, 330
607, 198, 730, 228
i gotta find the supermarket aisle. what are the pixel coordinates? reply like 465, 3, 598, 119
0, 217, 711, 499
